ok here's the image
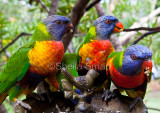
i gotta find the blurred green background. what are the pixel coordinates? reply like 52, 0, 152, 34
0, 0, 160, 112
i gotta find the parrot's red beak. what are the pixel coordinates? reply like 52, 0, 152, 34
113, 21, 123, 33
66, 23, 74, 33
142, 60, 152, 82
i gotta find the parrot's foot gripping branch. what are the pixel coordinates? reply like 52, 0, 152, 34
14, 98, 31, 110
129, 97, 148, 113
102, 89, 121, 103
26, 92, 45, 102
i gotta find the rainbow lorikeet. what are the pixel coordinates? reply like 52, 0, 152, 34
105, 45, 152, 111
0, 15, 73, 109
77, 16, 123, 90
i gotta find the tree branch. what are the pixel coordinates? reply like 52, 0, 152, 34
94, 0, 105, 17
39, 0, 49, 13
15, 92, 75, 113
123, 27, 160, 32
74, 33, 86, 37
15, 67, 147, 113
132, 30, 160, 45
15, 90, 147, 112
85, 0, 101, 11
0, 39, 11, 58
0, 32, 32, 54
49, 0, 59, 15
119, 7, 160, 46
62, 0, 90, 52
0, 104, 7, 113
148, 107, 160, 111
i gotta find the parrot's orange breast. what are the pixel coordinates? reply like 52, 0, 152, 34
28, 41, 64, 76
79, 40, 114, 71
107, 58, 146, 89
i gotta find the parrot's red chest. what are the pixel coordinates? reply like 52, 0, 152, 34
108, 58, 146, 89
28, 41, 64, 76
79, 40, 114, 71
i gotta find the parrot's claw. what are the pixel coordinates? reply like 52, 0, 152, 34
15, 98, 31, 110
102, 89, 112, 102
46, 91, 54, 103
102, 89, 120, 102
128, 97, 148, 113
27, 92, 45, 102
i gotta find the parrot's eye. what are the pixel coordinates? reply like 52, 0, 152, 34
131, 55, 136, 60
106, 20, 110, 24
56, 20, 62, 25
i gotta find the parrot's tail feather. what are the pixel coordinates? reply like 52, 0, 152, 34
0, 93, 7, 105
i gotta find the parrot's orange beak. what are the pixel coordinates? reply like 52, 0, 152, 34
142, 60, 152, 82
113, 21, 123, 33
66, 23, 74, 33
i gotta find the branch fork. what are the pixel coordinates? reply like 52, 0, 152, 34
61, 68, 99, 112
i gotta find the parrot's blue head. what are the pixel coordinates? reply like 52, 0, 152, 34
42, 15, 73, 41
93, 15, 123, 40
120, 45, 152, 76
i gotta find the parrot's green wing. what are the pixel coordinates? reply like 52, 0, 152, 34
57, 53, 79, 90
76, 26, 97, 62
0, 44, 34, 94
107, 51, 124, 70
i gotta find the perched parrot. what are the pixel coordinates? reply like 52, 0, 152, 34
106, 45, 152, 111
0, 15, 73, 109
77, 15, 123, 90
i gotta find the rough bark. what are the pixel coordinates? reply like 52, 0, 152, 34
94, 1, 105, 17
15, 92, 146, 113
0, 104, 7, 113
62, 0, 90, 52
91, 96, 146, 113
49, 0, 59, 15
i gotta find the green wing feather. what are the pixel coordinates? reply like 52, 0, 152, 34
76, 26, 97, 62
57, 53, 79, 90
0, 45, 33, 94
107, 51, 124, 70
0, 22, 50, 94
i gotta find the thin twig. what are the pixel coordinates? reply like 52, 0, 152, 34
0, 39, 11, 58
74, 33, 86, 37
85, 0, 101, 11
148, 107, 160, 111
132, 30, 160, 45
39, 0, 49, 13
124, 27, 160, 32
0, 32, 32, 54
